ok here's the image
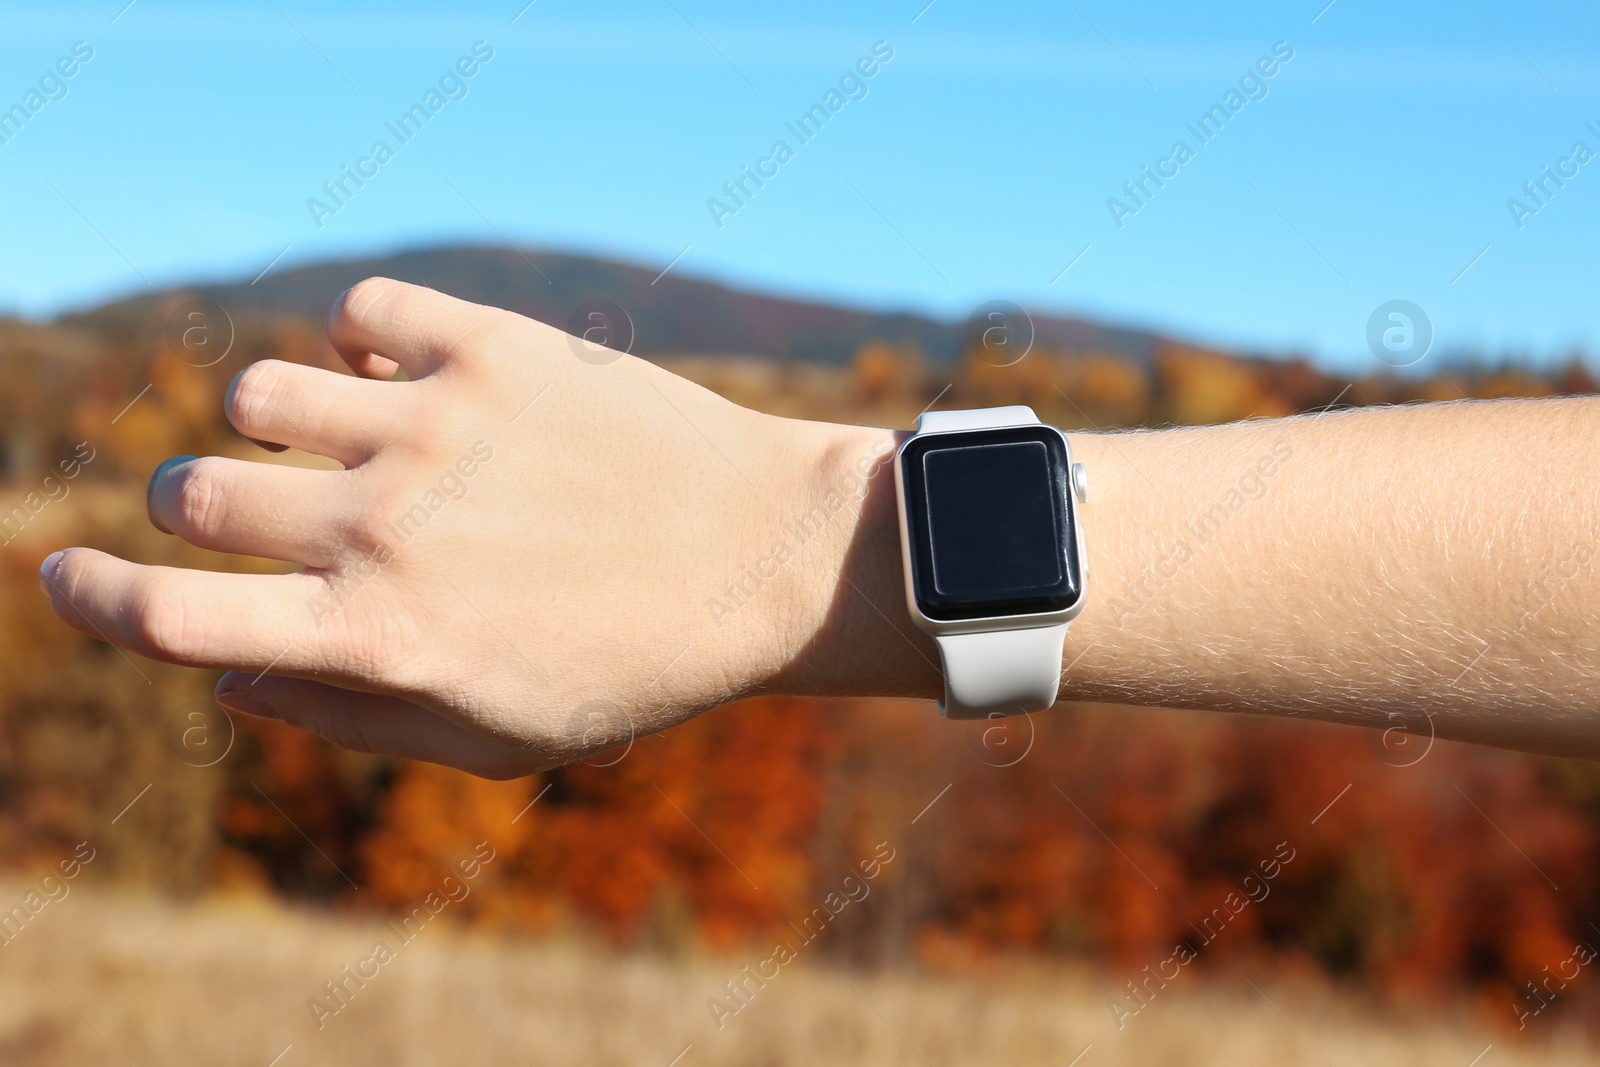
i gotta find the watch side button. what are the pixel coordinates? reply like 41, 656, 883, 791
1071, 462, 1088, 503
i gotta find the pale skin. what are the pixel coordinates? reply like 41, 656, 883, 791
35, 279, 1600, 775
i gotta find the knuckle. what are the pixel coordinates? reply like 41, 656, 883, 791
172, 459, 228, 535
448, 314, 516, 371
226, 359, 288, 431
344, 483, 407, 557
129, 574, 196, 660
316, 586, 421, 687
342, 617, 417, 688
336, 277, 400, 328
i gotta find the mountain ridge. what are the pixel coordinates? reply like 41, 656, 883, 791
59, 243, 1184, 366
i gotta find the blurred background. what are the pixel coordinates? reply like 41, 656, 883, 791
2, 1, 1600, 1064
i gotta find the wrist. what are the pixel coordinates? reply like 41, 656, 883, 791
759, 419, 942, 702
757, 419, 1137, 710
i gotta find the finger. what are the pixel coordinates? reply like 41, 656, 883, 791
146, 455, 350, 567
41, 548, 334, 673
225, 359, 399, 466
215, 673, 537, 779
326, 277, 495, 380
340, 348, 403, 382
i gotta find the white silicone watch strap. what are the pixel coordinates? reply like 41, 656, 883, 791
911, 405, 1071, 720
917, 405, 1039, 433
934, 624, 1068, 720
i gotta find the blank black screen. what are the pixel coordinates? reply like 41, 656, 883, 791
901, 425, 1079, 621
923, 442, 1063, 597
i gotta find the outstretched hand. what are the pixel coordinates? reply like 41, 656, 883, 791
39, 279, 897, 777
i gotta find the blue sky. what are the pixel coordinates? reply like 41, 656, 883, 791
1, 0, 1596, 372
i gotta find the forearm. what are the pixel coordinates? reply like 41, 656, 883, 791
791, 398, 1600, 759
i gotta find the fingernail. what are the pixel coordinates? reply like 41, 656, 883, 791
329, 287, 353, 327
147, 454, 195, 531
216, 689, 280, 720
38, 550, 64, 595
149, 454, 197, 499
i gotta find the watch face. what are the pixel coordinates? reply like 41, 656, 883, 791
900, 425, 1081, 622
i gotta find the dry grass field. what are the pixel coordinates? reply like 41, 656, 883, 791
0, 881, 1588, 1067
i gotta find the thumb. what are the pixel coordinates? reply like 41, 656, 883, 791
215, 673, 539, 780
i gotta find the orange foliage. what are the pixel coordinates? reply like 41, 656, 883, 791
1057, 353, 1152, 427
851, 340, 921, 406
354, 697, 836, 947
1156, 342, 1296, 424
336, 694, 1597, 1024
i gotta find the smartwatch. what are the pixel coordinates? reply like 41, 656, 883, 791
893, 406, 1088, 720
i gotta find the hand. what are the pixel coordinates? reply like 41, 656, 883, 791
39, 279, 901, 777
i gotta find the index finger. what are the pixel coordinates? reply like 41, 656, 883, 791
326, 277, 499, 380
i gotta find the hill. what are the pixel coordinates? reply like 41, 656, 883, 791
61, 244, 1170, 366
